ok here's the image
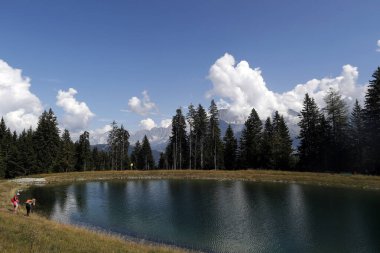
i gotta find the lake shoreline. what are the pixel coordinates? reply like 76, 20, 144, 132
2, 169, 380, 252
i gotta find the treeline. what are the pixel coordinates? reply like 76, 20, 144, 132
158, 101, 293, 170
0, 67, 379, 178
0, 110, 156, 178
159, 66, 380, 174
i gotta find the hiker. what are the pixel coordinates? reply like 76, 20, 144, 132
11, 192, 20, 213
25, 198, 36, 216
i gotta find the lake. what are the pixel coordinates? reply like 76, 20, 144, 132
23, 180, 380, 252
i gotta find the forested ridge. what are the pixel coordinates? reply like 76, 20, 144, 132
0, 67, 379, 178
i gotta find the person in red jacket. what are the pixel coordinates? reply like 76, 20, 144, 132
11, 192, 20, 213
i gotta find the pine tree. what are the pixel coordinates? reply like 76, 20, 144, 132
239, 108, 262, 169
261, 117, 273, 169
223, 125, 237, 170
187, 104, 197, 169
348, 100, 365, 172
298, 94, 322, 171
18, 128, 37, 175
34, 109, 61, 173
158, 152, 166, 169
194, 105, 208, 169
323, 89, 349, 171
206, 100, 223, 169
76, 131, 91, 171
141, 135, 155, 170
5, 131, 23, 178
167, 108, 188, 169
272, 112, 292, 170
130, 141, 141, 169
56, 129, 75, 172
363, 67, 380, 173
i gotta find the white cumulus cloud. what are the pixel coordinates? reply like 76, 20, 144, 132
140, 118, 156, 130
89, 124, 113, 144
56, 88, 95, 131
208, 53, 367, 132
0, 59, 43, 132
127, 90, 157, 115
377, 40, 380, 52
160, 119, 172, 128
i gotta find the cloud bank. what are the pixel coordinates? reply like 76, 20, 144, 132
127, 90, 157, 115
0, 59, 43, 132
377, 40, 380, 52
56, 88, 95, 131
208, 53, 367, 128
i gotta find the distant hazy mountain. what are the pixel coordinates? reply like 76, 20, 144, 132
129, 127, 171, 152
91, 144, 161, 163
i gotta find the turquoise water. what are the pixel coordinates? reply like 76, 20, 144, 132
24, 180, 380, 252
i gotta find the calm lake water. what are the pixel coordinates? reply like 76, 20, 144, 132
24, 180, 380, 252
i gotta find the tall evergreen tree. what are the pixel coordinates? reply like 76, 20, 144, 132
194, 105, 208, 169
187, 104, 196, 169
167, 108, 188, 169
34, 109, 61, 173
158, 152, 167, 169
56, 129, 75, 172
239, 108, 262, 169
298, 94, 323, 171
18, 128, 37, 175
76, 131, 91, 171
130, 141, 142, 169
261, 117, 273, 169
223, 125, 237, 170
271, 112, 292, 170
206, 100, 223, 169
323, 89, 349, 171
363, 67, 380, 173
141, 135, 155, 170
348, 100, 365, 172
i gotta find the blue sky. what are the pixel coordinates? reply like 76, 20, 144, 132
0, 0, 379, 142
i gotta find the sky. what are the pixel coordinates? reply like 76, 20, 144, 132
0, 0, 379, 143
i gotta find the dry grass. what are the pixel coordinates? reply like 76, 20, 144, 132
1, 169, 380, 253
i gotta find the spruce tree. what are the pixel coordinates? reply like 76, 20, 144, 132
76, 131, 91, 171
363, 67, 380, 173
272, 112, 292, 170
298, 94, 322, 171
141, 135, 155, 170
223, 125, 237, 170
131, 141, 142, 169
194, 105, 208, 169
5, 131, 23, 178
348, 100, 365, 172
187, 104, 197, 169
261, 117, 273, 169
323, 89, 349, 171
239, 108, 262, 169
167, 108, 188, 169
206, 100, 223, 169
34, 109, 60, 173
158, 152, 166, 169
18, 128, 37, 175
56, 129, 75, 172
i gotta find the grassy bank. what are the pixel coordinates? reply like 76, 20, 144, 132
0, 177, 185, 253
1, 170, 380, 253
39, 169, 380, 190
